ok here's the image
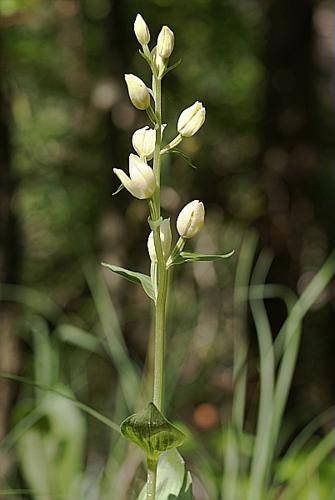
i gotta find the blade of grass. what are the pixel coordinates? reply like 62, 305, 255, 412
285, 406, 335, 458
0, 283, 62, 321
84, 260, 141, 410
222, 230, 257, 500
0, 406, 42, 452
281, 429, 335, 500
270, 252, 335, 458
0, 373, 120, 433
247, 251, 275, 500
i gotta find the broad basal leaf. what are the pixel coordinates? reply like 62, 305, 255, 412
101, 263, 155, 301
138, 449, 193, 500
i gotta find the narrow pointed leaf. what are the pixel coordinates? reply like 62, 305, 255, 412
172, 250, 234, 265
163, 58, 182, 76
101, 263, 155, 301
121, 403, 186, 458
168, 149, 197, 169
112, 183, 124, 195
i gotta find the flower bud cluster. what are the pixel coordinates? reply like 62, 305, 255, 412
115, 13, 207, 265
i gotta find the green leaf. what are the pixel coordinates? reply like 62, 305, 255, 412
172, 250, 234, 265
112, 183, 124, 195
138, 449, 193, 500
168, 149, 197, 169
101, 263, 155, 301
163, 58, 182, 76
121, 403, 186, 459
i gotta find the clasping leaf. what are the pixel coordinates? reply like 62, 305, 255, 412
121, 403, 186, 459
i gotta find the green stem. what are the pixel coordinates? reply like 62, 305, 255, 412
147, 457, 158, 499
161, 134, 182, 154
146, 72, 168, 500
152, 73, 167, 411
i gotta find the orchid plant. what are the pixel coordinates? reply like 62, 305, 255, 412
102, 14, 233, 499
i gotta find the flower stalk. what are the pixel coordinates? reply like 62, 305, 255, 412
105, 14, 230, 500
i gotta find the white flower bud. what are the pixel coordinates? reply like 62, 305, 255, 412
177, 101, 206, 137
113, 154, 156, 199
132, 126, 156, 159
176, 200, 205, 239
124, 74, 150, 110
134, 14, 150, 45
157, 25, 174, 59
147, 219, 172, 262
155, 52, 166, 78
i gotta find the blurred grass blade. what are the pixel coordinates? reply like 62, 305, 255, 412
271, 252, 335, 457
248, 251, 275, 500
0, 283, 62, 321
281, 429, 335, 500
85, 261, 141, 410
55, 324, 105, 355
223, 230, 257, 500
285, 406, 335, 458
0, 406, 42, 452
0, 373, 120, 433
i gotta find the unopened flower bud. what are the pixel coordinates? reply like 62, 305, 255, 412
177, 101, 206, 137
113, 154, 156, 199
147, 219, 172, 262
132, 126, 156, 159
155, 52, 166, 78
125, 74, 150, 110
134, 14, 150, 45
176, 200, 205, 238
157, 25, 174, 59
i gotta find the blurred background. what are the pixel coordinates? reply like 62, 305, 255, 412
1, 0, 335, 498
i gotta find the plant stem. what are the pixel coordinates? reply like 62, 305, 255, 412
151, 73, 167, 413
146, 72, 169, 500
153, 260, 168, 410
147, 457, 158, 499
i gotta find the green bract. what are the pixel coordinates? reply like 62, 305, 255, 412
121, 403, 186, 459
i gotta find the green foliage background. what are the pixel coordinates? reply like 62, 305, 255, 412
1, 0, 335, 498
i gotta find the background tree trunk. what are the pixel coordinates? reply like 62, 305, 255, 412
0, 44, 21, 480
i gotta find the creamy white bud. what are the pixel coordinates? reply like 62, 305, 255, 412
177, 101, 206, 137
124, 74, 150, 110
113, 154, 156, 199
134, 14, 150, 45
147, 219, 172, 262
132, 126, 156, 159
176, 200, 205, 238
157, 25, 174, 59
155, 52, 166, 78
